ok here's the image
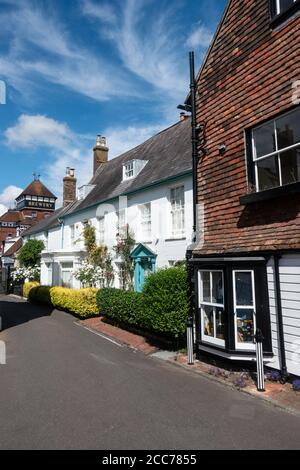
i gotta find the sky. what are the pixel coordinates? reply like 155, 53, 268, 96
0, 0, 226, 212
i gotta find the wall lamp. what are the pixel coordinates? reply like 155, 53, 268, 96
218, 143, 227, 156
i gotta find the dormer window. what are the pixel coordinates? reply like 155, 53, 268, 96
270, 0, 300, 26
122, 159, 148, 181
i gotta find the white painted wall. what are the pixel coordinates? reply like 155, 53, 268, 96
267, 255, 300, 376
24, 175, 193, 289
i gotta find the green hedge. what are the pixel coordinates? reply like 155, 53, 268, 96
97, 266, 189, 341
28, 285, 98, 318
142, 266, 189, 339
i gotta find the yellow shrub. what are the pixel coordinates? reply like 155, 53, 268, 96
23, 281, 40, 299
50, 286, 99, 318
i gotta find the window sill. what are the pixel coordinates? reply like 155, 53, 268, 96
165, 237, 186, 242
240, 181, 300, 205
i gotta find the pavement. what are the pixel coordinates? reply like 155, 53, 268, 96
1, 294, 300, 450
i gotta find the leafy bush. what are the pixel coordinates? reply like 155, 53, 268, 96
96, 288, 144, 326
96, 266, 189, 341
266, 370, 281, 382
142, 266, 189, 339
51, 287, 98, 317
18, 239, 44, 267
23, 281, 40, 299
28, 285, 99, 317
28, 285, 52, 305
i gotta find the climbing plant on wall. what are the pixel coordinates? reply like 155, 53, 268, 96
114, 224, 135, 290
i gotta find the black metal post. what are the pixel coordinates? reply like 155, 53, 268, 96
255, 328, 265, 392
273, 254, 288, 380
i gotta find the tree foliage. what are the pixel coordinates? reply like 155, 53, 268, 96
18, 239, 45, 267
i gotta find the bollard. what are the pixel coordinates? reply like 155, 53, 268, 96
187, 317, 194, 365
255, 328, 265, 392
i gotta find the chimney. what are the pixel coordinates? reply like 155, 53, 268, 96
63, 167, 77, 207
93, 135, 108, 175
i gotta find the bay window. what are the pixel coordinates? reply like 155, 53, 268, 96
251, 107, 300, 191
199, 270, 225, 347
233, 271, 256, 351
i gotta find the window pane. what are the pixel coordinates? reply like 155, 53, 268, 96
236, 309, 254, 343
235, 272, 253, 306
203, 306, 214, 338
257, 155, 280, 190
279, 0, 296, 14
201, 271, 210, 302
253, 122, 276, 158
216, 308, 225, 340
280, 147, 300, 185
212, 271, 223, 304
276, 109, 300, 150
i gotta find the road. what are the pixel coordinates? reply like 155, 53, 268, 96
0, 294, 300, 450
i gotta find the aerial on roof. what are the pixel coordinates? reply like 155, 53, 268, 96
17, 178, 57, 200
23, 118, 192, 236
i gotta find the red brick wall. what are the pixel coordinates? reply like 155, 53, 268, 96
194, 0, 300, 254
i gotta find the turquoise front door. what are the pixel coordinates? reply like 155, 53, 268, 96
131, 244, 157, 293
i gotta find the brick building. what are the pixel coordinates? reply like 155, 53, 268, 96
187, 0, 300, 377
0, 176, 57, 255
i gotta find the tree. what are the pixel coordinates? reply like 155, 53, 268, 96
18, 239, 45, 268
114, 224, 135, 290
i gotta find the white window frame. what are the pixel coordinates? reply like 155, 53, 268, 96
252, 107, 300, 191
98, 216, 105, 244
169, 185, 185, 238
139, 203, 151, 241
232, 270, 256, 351
123, 161, 134, 180
70, 224, 75, 245
198, 270, 225, 348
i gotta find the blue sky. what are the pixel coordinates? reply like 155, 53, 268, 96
0, 0, 226, 211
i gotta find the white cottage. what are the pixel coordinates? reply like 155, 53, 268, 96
23, 117, 193, 292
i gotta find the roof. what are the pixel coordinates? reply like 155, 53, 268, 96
185, 0, 231, 105
23, 118, 192, 236
17, 179, 57, 199
0, 210, 23, 223
3, 238, 22, 257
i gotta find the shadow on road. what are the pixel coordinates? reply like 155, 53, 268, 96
0, 296, 54, 332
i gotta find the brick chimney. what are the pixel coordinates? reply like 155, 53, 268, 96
63, 167, 77, 207
93, 135, 108, 175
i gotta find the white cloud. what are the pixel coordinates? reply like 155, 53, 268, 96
5, 114, 73, 149
81, 0, 188, 98
81, 0, 117, 25
185, 23, 213, 49
0, 1, 141, 102
0, 185, 23, 214
4, 113, 170, 205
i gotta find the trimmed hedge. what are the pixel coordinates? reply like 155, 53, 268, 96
28, 285, 98, 318
142, 266, 189, 339
23, 281, 40, 299
51, 287, 98, 317
97, 266, 189, 341
96, 288, 145, 326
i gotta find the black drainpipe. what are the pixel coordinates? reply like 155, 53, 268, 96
189, 51, 198, 243
273, 254, 288, 380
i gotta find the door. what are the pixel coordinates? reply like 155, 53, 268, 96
135, 258, 152, 293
